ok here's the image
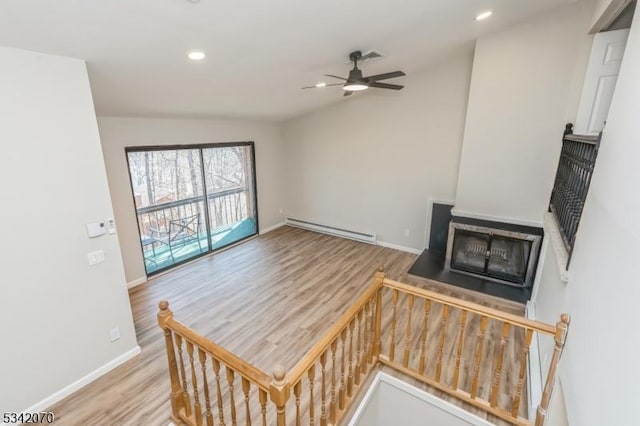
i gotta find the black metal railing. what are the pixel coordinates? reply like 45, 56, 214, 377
136, 187, 250, 240
549, 123, 601, 265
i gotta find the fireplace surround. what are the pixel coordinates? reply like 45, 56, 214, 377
444, 217, 543, 288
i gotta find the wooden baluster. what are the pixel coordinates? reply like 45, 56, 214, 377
435, 305, 449, 383
175, 334, 193, 418
320, 351, 328, 426
339, 329, 346, 410
403, 294, 415, 368
355, 309, 363, 386
308, 364, 316, 426
269, 365, 289, 426
259, 389, 267, 426
187, 342, 204, 426
389, 289, 399, 362
470, 316, 488, 399
512, 329, 534, 418
212, 358, 226, 426
226, 367, 238, 426
157, 301, 184, 421
490, 322, 511, 408
293, 381, 302, 426
372, 267, 384, 359
451, 310, 468, 390
418, 300, 432, 375
362, 300, 371, 372
242, 377, 252, 426
347, 320, 354, 397
329, 340, 338, 424
198, 349, 214, 426
368, 298, 376, 364
536, 314, 570, 426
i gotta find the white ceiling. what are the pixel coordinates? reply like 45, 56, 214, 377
0, 0, 576, 121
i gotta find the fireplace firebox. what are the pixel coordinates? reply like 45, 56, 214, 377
445, 217, 543, 288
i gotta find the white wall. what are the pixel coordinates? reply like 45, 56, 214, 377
98, 117, 286, 282
453, 2, 594, 226
0, 47, 137, 413
281, 49, 473, 251
352, 374, 493, 426
534, 4, 640, 425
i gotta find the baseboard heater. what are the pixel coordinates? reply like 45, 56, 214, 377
284, 217, 377, 244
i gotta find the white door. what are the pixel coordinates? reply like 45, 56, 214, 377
574, 29, 629, 135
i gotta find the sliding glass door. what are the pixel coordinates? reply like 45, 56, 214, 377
126, 142, 258, 275
202, 145, 257, 250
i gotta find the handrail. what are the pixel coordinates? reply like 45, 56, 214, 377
165, 316, 272, 390
136, 186, 246, 214
383, 278, 556, 335
158, 302, 272, 390
287, 270, 383, 385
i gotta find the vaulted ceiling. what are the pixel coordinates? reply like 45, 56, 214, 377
0, 0, 576, 121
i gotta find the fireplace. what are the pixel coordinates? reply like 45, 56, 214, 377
445, 217, 543, 288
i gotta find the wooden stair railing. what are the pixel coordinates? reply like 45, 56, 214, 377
158, 268, 569, 426
378, 278, 569, 426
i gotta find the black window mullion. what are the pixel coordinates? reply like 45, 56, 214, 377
198, 147, 213, 252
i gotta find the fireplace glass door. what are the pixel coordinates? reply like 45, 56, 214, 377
486, 236, 531, 283
451, 230, 490, 274
450, 229, 533, 286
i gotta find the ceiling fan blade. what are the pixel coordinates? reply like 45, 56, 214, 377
343, 91, 353, 97
324, 74, 348, 81
365, 71, 406, 82
301, 83, 344, 89
360, 51, 382, 61
368, 82, 404, 90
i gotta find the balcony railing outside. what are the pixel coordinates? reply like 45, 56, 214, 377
138, 187, 254, 273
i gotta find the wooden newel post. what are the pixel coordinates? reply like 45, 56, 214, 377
157, 300, 184, 422
535, 314, 571, 426
269, 365, 290, 426
372, 266, 385, 359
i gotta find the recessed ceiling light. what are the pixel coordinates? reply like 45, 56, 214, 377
187, 51, 206, 61
315, 82, 327, 88
475, 11, 492, 21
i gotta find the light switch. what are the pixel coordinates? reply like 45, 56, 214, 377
107, 218, 116, 234
87, 250, 105, 266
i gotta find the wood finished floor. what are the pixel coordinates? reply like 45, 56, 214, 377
48, 226, 526, 425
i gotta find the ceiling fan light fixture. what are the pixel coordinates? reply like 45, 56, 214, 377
315, 82, 327, 88
343, 83, 368, 91
475, 11, 492, 21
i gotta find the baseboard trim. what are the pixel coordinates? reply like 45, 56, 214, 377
451, 209, 543, 228
17, 345, 141, 416
127, 276, 147, 289
377, 241, 423, 255
259, 221, 285, 235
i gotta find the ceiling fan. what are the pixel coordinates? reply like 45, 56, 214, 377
302, 51, 406, 96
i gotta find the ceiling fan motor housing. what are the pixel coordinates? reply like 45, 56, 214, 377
348, 68, 364, 82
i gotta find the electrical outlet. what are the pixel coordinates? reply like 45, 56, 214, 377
110, 326, 121, 342
87, 250, 105, 266
404, 228, 410, 237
